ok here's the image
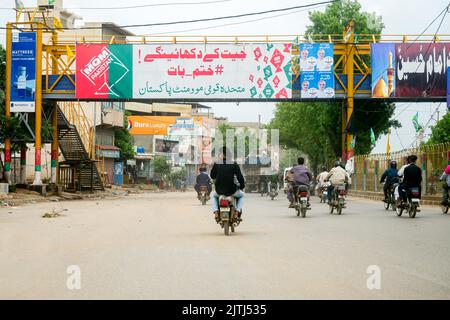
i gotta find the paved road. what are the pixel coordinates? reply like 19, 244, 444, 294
1, 191, 450, 299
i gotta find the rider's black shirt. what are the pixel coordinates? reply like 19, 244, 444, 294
403, 163, 422, 188
211, 161, 245, 196
196, 172, 211, 186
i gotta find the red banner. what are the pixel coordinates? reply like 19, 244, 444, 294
76, 44, 109, 99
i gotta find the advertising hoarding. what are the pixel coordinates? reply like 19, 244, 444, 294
371, 43, 396, 98
10, 32, 36, 112
76, 43, 292, 100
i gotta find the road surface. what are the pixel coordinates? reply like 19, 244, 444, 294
1, 191, 449, 299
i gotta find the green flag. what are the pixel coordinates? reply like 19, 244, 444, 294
370, 128, 376, 146
350, 135, 356, 150
412, 112, 422, 133
15, 0, 24, 9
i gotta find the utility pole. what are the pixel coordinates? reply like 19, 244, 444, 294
343, 20, 355, 162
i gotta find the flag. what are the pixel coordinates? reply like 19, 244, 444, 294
412, 112, 422, 133
350, 135, 356, 150
386, 129, 391, 155
53, 17, 64, 31
66, 45, 74, 60
15, 0, 24, 10
370, 128, 376, 146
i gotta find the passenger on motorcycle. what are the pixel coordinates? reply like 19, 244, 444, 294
380, 160, 399, 202
325, 161, 349, 203
316, 166, 331, 194
399, 155, 422, 204
195, 166, 212, 199
210, 147, 245, 223
439, 165, 450, 206
287, 157, 313, 208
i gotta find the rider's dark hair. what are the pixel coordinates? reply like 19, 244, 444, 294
322, 166, 327, 171
298, 157, 305, 165
409, 155, 418, 163
390, 160, 397, 169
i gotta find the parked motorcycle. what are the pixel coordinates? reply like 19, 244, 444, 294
293, 185, 310, 218
218, 195, 240, 236
329, 184, 346, 215
395, 186, 421, 218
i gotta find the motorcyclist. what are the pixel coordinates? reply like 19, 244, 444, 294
210, 147, 245, 223
439, 165, 450, 206
400, 154, 422, 205
287, 157, 313, 208
316, 166, 330, 195
380, 160, 399, 202
325, 161, 349, 203
194, 166, 212, 199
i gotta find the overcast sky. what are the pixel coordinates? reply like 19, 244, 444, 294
1, 0, 449, 153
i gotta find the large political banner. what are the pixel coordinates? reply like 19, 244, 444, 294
371, 43, 450, 98
76, 43, 292, 99
298, 43, 335, 98
10, 32, 36, 112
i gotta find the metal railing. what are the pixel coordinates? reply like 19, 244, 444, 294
352, 143, 450, 196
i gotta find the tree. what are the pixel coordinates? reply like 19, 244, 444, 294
270, 0, 399, 172
115, 110, 135, 160
153, 155, 170, 176
427, 113, 450, 144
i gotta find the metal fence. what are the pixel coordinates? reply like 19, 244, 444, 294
352, 143, 450, 196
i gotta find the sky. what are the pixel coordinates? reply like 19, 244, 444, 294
1, 0, 449, 154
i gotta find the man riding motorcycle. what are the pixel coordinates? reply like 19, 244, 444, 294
210, 147, 245, 223
325, 161, 349, 203
399, 155, 422, 206
380, 160, 399, 202
316, 166, 330, 195
194, 166, 212, 199
287, 157, 313, 208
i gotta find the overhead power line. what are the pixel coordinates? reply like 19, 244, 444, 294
0, 0, 232, 10
0, 0, 336, 30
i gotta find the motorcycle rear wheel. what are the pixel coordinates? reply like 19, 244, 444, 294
301, 207, 306, 218
329, 204, 334, 214
409, 205, 417, 218
396, 200, 403, 216
441, 204, 449, 214
223, 221, 230, 235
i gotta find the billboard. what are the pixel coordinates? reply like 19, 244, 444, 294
447, 67, 450, 110
154, 138, 179, 153
10, 32, 36, 112
76, 43, 292, 100
298, 43, 335, 98
396, 43, 450, 97
127, 116, 176, 135
371, 43, 396, 98
371, 43, 450, 98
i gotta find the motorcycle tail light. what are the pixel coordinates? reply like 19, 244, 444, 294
411, 192, 420, 197
219, 199, 229, 207
299, 191, 308, 197
200, 186, 207, 191
339, 190, 346, 196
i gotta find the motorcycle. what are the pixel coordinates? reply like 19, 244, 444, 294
218, 195, 240, 236
268, 183, 278, 200
383, 183, 397, 211
441, 186, 449, 214
318, 187, 328, 203
198, 186, 209, 205
293, 185, 310, 218
329, 184, 346, 215
395, 186, 421, 218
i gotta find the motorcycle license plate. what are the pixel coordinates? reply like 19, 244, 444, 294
323, 192, 327, 195
339, 195, 345, 199
300, 197, 308, 201
411, 198, 420, 203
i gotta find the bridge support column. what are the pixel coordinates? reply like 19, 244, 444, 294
343, 20, 355, 162
51, 102, 58, 184
32, 26, 43, 186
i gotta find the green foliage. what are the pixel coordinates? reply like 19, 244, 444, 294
153, 155, 170, 176
168, 167, 188, 185
115, 111, 135, 160
305, 0, 384, 39
0, 44, 5, 92
427, 112, 450, 144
